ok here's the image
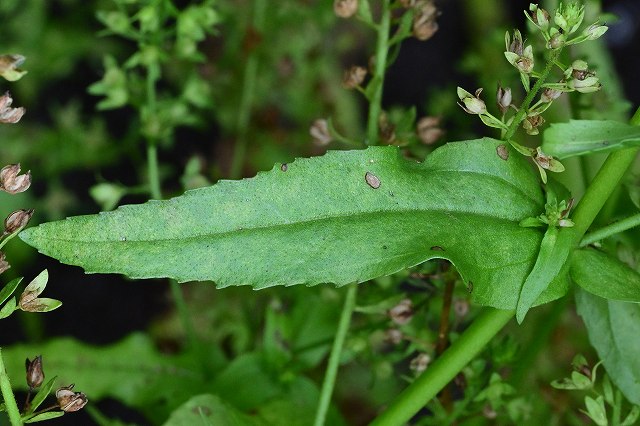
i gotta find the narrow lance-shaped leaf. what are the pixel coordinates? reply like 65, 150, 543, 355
21, 140, 569, 309
542, 119, 640, 159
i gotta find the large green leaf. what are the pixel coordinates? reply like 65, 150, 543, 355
571, 248, 640, 302
20, 139, 568, 309
575, 289, 640, 405
542, 120, 640, 159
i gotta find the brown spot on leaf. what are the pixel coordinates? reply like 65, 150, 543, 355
466, 281, 473, 293
496, 144, 509, 160
365, 172, 381, 189
430, 246, 444, 251
280, 163, 288, 172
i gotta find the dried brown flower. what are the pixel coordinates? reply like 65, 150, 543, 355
310, 119, 332, 146
416, 116, 443, 145
3, 209, 33, 235
0, 92, 25, 124
413, 1, 439, 41
388, 298, 413, 325
342, 66, 367, 89
56, 384, 88, 413
0, 163, 31, 194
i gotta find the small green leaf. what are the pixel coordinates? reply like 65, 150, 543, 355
571, 371, 593, 390
516, 226, 572, 323
582, 395, 608, 426
602, 375, 614, 405
576, 289, 640, 405
22, 270, 49, 300
357, 0, 374, 26
543, 120, 640, 159
23, 412, 65, 423
622, 406, 640, 426
163, 394, 265, 426
20, 141, 570, 310
0, 297, 16, 319
27, 376, 58, 415
0, 277, 22, 306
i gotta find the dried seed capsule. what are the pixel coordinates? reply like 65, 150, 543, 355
25, 355, 44, 389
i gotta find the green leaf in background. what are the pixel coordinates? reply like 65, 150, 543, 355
1, 333, 206, 423
21, 140, 568, 309
571, 248, 640, 302
576, 289, 640, 405
542, 120, 640, 159
163, 394, 266, 426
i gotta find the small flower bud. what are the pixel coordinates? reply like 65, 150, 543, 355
388, 298, 413, 325
565, 60, 601, 93
342, 65, 367, 89
0, 55, 27, 81
333, 0, 358, 18
309, 119, 332, 146
413, 1, 439, 41
583, 23, 608, 41
384, 328, 403, 345
56, 384, 88, 413
527, 4, 551, 31
0, 163, 31, 194
541, 88, 562, 103
554, 2, 585, 35
3, 209, 34, 235
522, 113, 545, 135
547, 31, 566, 49
0, 92, 25, 124
0, 251, 9, 274
25, 356, 44, 389
409, 353, 431, 373
457, 87, 487, 115
496, 86, 512, 114
416, 116, 444, 145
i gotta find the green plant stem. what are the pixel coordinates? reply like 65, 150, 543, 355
0, 349, 22, 426
147, 144, 161, 200
504, 48, 562, 142
579, 212, 640, 247
370, 308, 514, 426
230, 0, 266, 179
313, 284, 357, 426
366, 0, 391, 145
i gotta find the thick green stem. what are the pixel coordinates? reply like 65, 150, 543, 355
0, 349, 23, 426
230, 0, 266, 179
313, 284, 357, 426
370, 308, 514, 426
366, 0, 391, 145
580, 212, 640, 247
504, 48, 562, 142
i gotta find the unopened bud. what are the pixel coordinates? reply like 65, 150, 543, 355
0, 55, 27, 81
388, 298, 413, 325
416, 116, 443, 145
0, 252, 9, 274
534, 147, 565, 173
541, 88, 562, 103
3, 209, 33, 235
25, 356, 44, 389
522, 113, 545, 135
584, 23, 608, 41
413, 1, 439, 41
56, 384, 88, 413
0, 92, 25, 124
527, 4, 551, 31
547, 32, 566, 49
342, 65, 367, 89
409, 353, 431, 373
457, 87, 487, 115
333, 0, 358, 18
0, 163, 31, 194
310, 119, 332, 146
384, 329, 403, 345
496, 86, 512, 114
